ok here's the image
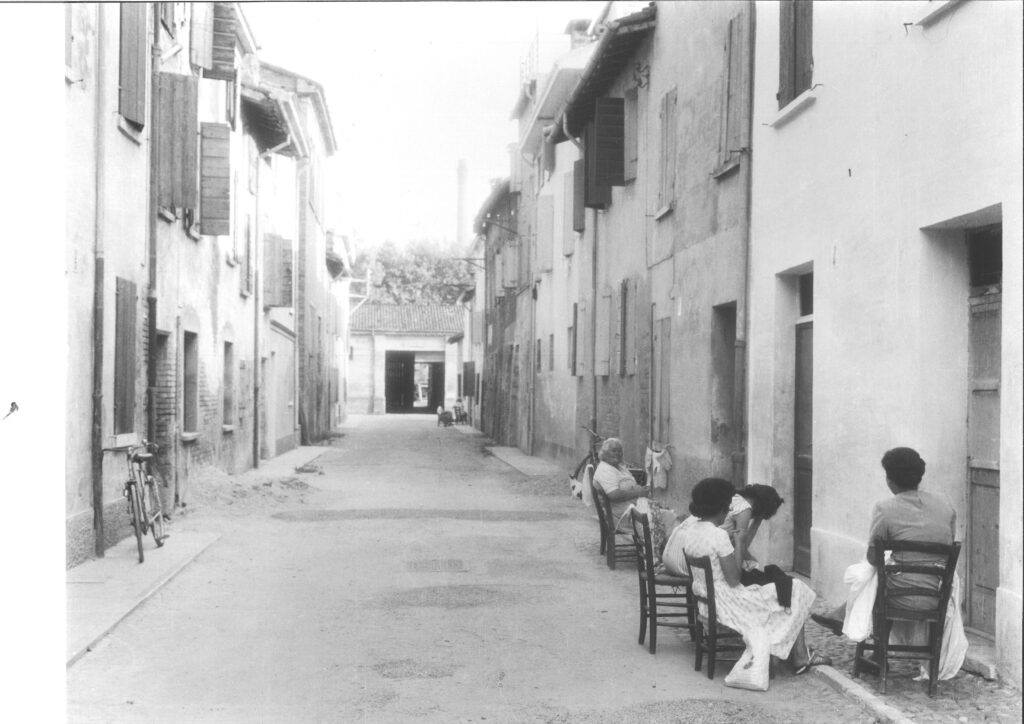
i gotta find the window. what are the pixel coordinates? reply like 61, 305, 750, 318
711, 303, 738, 448
624, 87, 639, 183
222, 342, 233, 425
595, 290, 611, 376
183, 331, 198, 433
620, 278, 637, 375
584, 97, 624, 209
798, 272, 814, 316
536, 338, 543, 373
159, 2, 176, 37
657, 89, 678, 215
114, 278, 137, 434
118, 3, 148, 128
968, 224, 1002, 287
778, 0, 813, 109
549, 333, 554, 371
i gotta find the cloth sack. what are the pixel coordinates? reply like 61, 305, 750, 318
579, 465, 595, 508
842, 560, 877, 642
724, 626, 771, 692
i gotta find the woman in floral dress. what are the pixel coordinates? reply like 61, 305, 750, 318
675, 478, 831, 673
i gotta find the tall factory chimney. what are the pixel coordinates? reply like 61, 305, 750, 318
456, 159, 469, 248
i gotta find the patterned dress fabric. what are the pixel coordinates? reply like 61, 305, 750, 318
677, 519, 817, 659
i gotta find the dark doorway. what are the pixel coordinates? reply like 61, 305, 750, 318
385, 351, 415, 413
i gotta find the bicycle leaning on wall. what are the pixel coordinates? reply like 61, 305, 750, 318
104, 440, 168, 563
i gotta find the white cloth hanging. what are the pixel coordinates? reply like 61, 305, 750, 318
645, 446, 673, 489
580, 464, 595, 508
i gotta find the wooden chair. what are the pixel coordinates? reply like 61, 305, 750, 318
629, 509, 695, 653
590, 481, 635, 570
684, 554, 745, 679
853, 539, 961, 696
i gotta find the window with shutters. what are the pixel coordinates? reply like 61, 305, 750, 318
656, 89, 677, 217
621, 278, 638, 375
114, 278, 137, 434
222, 341, 233, 425
157, 72, 199, 214
200, 123, 231, 236
206, 2, 238, 81
716, 11, 751, 176
778, 0, 813, 109
183, 331, 198, 434
118, 3, 148, 129
548, 333, 554, 371
624, 87, 639, 183
159, 2, 176, 37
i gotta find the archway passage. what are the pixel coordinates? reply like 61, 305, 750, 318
385, 352, 445, 414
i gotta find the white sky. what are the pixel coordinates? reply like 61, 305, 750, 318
242, 1, 607, 251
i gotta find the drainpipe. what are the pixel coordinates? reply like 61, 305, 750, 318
732, 1, 756, 488
146, 2, 160, 445
90, 3, 107, 557
590, 208, 599, 435
253, 158, 261, 468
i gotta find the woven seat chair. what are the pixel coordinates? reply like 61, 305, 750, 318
590, 480, 635, 570
684, 554, 745, 679
629, 508, 695, 653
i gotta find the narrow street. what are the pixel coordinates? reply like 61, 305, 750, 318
67, 416, 869, 724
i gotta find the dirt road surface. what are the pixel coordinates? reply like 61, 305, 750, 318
67, 415, 873, 723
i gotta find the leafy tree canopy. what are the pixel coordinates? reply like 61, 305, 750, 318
355, 240, 473, 305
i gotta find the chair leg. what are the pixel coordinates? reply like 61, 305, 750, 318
853, 641, 864, 679
638, 586, 648, 645
648, 598, 657, 654
706, 634, 716, 680
877, 621, 891, 695
694, 624, 704, 672
928, 623, 940, 697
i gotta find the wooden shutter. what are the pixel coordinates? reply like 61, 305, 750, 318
206, 2, 237, 81
778, 0, 796, 108
719, 12, 751, 168
595, 288, 611, 376
200, 123, 231, 235
572, 160, 585, 233
158, 73, 199, 209
795, 1, 814, 97
593, 97, 625, 187
536, 195, 554, 272
624, 88, 638, 182
263, 234, 294, 307
570, 302, 578, 374
575, 300, 589, 376
190, 2, 214, 70
114, 277, 137, 434
541, 135, 556, 178
118, 3, 147, 127
583, 123, 612, 210
658, 89, 677, 209
562, 171, 575, 256
625, 277, 638, 375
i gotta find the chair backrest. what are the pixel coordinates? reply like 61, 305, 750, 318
591, 481, 615, 534
869, 538, 961, 622
629, 508, 656, 578
684, 554, 718, 626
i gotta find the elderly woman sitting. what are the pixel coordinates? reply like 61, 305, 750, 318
592, 437, 651, 531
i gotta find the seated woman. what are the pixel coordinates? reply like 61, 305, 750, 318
592, 437, 650, 531
722, 484, 795, 609
676, 477, 831, 674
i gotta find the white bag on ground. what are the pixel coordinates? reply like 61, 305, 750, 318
725, 627, 770, 692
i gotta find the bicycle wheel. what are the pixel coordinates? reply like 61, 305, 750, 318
146, 477, 166, 547
128, 484, 145, 563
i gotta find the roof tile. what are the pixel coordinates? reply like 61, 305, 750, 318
350, 303, 463, 334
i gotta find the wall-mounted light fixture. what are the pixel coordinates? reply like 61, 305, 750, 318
632, 63, 650, 88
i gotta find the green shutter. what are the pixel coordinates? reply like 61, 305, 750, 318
593, 97, 625, 187
200, 123, 231, 235
795, 0, 814, 97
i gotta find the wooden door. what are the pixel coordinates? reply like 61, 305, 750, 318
967, 290, 1000, 634
793, 321, 813, 575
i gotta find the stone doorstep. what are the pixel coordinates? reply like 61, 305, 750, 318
963, 631, 998, 680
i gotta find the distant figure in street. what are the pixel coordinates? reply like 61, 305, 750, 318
592, 437, 650, 530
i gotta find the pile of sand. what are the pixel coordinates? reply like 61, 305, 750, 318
183, 464, 315, 518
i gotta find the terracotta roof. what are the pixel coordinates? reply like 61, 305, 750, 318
350, 303, 463, 334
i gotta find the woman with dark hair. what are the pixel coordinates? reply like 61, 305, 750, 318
675, 478, 830, 675
721, 484, 795, 608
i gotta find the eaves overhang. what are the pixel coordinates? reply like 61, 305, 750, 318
473, 179, 512, 235
259, 61, 338, 156
519, 44, 594, 156
553, 3, 657, 142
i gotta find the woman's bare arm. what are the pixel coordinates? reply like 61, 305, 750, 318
719, 552, 742, 587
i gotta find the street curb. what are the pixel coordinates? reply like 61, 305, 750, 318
66, 533, 220, 668
812, 665, 917, 724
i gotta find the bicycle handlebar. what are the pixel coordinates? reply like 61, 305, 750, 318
579, 425, 602, 441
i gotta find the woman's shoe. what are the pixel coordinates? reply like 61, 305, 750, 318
795, 650, 833, 675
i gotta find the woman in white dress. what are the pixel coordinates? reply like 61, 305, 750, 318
677, 478, 831, 674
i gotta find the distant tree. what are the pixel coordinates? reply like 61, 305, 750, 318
369, 240, 472, 304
